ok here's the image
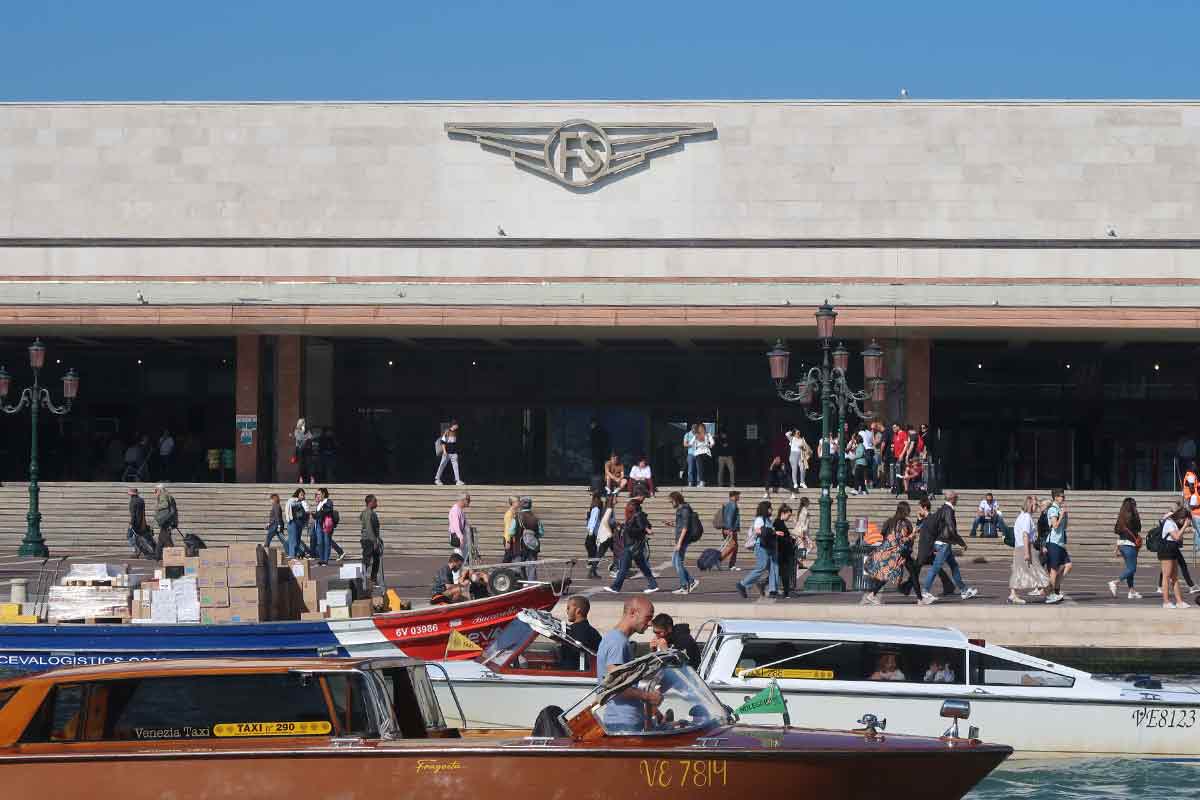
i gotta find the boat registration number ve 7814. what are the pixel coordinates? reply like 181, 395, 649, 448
639, 759, 728, 789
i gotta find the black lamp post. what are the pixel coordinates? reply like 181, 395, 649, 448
0, 340, 80, 558
767, 302, 885, 591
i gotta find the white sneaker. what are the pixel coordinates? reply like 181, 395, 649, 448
730, 566, 742, 571
434, 480, 443, 486
1045, 593, 1063, 604
960, 587, 979, 600
455, 480, 466, 486
919, 595, 938, 606
1189, 585, 1200, 595
643, 587, 660, 594
1164, 603, 1178, 609
603, 586, 618, 593
1108, 580, 1118, 598
698, 482, 705, 488
688, 579, 700, 593
1179, 600, 1192, 608
860, 593, 877, 605
1128, 590, 1143, 600
671, 587, 689, 595
799, 483, 808, 489
1007, 595, 1027, 604
1027, 588, 1045, 597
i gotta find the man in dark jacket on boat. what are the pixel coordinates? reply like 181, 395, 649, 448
650, 613, 702, 669
558, 595, 602, 671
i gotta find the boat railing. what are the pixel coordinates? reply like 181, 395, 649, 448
425, 662, 468, 729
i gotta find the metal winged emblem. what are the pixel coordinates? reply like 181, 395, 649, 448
444, 119, 715, 188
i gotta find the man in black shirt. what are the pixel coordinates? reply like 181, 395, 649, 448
559, 595, 602, 670
650, 613, 702, 669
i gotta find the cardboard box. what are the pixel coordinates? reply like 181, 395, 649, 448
199, 547, 229, 568
339, 563, 364, 580
350, 599, 373, 619
288, 559, 311, 581
201, 606, 233, 624
226, 602, 262, 623
161, 547, 188, 566
327, 605, 351, 620
199, 586, 229, 608
299, 611, 327, 621
227, 543, 265, 566
196, 566, 228, 589
181, 557, 200, 576
228, 587, 261, 606
326, 588, 351, 608
227, 565, 265, 588
141, 579, 160, 593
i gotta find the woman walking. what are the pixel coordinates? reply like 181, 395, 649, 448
773, 504, 797, 598
1108, 497, 1143, 600
1160, 506, 1193, 609
849, 433, 869, 495
594, 494, 619, 575
264, 493, 285, 550
795, 496, 812, 570
862, 501, 914, 605
736, 500, 774, 599
585, 492, 604, 578
312, 487, 336, 565
1009, 495, 1050, 603
434, 421, 464, 486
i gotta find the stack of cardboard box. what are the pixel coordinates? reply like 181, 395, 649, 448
195, 544, 270, 624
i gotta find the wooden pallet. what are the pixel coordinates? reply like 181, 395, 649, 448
52, 615, 130, 625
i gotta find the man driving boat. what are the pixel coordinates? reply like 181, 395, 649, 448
595, 595, 662, 732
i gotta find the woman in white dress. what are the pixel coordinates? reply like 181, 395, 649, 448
1008, 495, 1050, 603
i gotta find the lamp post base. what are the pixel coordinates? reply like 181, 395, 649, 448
803, 569, 846, 593
19, 512, 48, 558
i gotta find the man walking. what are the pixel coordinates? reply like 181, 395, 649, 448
360, 494, 383, 587
595, 596, 662, 732
127, 487, 153, 558
714, 429, 736, 487
1044, 489, 1072, 604
668, 492, 700, 595
918, 491, 979, 604
152, 483, 178, 560
720, 490, 742, 571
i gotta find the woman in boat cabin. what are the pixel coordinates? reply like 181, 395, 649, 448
861, 501, 914, 606
869, 651, 906, 681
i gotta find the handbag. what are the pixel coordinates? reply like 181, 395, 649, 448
596, 510, 613, 546
522, 529, 541, 552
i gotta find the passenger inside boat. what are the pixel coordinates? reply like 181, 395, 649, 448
869, 652, 907, 681
732, 638, 967, 686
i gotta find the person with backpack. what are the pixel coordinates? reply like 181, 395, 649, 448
1160, 506, 1193, 609
605, 497, 659, 594
127, 487, 155, 559
584, 492, 604, 578
917, 491, 978, 604
666, 492, 701, 595
434, 420, 463, 486
861, 501, 913, 605
152, 483, 179, 561
1009, 495, 1050, 603
285, 488, 309, 558
360, 494, 383, 586
594, 494, 619, 575
1108, 497, 1143, 601
1044, 489, 1072, 604
1154, 500, 1200, 597
517, 496, 544, 581
736, 500, 775, 599
264, 493, 285, 551
717, 490, 742, 571
773, 504, 797, 597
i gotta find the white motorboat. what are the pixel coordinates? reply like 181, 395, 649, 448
432, 612, 1200, 757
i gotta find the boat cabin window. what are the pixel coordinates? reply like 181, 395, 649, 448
324, 673, 376, 737
733, 639, 965, 685
20, 683, 84, 742
22, 673, 349, 743
372, 665, 447, 737
970, 652, 1075, 689
596, 665, 726, 737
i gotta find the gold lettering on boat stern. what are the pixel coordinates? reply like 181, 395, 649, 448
416, 759, 463, 774
213, 721, 332, 737
639, 760, 728, 789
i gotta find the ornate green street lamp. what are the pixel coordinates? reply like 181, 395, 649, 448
767, 303, 885, 591
0, 340, 80, 557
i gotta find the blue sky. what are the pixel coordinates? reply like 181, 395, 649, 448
1, 1, 1197, 100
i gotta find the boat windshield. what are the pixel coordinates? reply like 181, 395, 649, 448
481, 619, 535, 667
570, 651, 729, 737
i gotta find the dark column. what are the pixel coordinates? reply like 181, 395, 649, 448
275, 335, 303, 482
904, 338, 932, 426
235, 334, 262, 483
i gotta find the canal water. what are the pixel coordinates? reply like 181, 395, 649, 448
968, 757, 1197, 799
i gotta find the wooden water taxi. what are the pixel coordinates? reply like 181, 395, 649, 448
0, 651, 1009, 799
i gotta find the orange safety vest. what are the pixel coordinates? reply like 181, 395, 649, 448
1184, 472, 1200, 517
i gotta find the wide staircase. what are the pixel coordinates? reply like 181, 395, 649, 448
0, 483, 1184, 562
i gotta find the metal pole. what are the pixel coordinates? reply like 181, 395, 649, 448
803, 339, 845, 592
19, 370, 48, 558
833, 397, 850, 567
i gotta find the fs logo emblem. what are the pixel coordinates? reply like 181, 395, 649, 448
445, 119, 715, 188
